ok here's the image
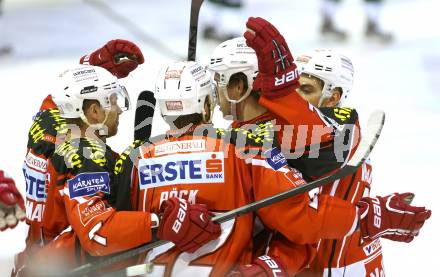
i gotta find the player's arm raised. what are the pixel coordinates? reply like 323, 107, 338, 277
244, 17, 329, 128
80, 39, 144, 78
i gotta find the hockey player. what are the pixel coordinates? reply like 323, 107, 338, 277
290, 49, 385, 276
13, 39, 144, 276
0, 170, 25, 231
207, 31, 430, 275
23, 65, 166, 276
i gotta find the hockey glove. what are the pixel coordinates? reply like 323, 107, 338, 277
227, 255, 288, 277
244, 17, 299, 98
157, 197, 221, 253
80, 39, 145, 78
357, 192, 431, 242
0, 170, 25, 231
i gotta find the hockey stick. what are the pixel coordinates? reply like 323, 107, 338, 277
133, 91, 156, 141
69, 110, 385, 277
82, 0, 184, 60
188, 0, 205, 61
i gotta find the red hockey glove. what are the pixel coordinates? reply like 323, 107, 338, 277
357, 193, 431, 242
157, 197, 221, 253
80, 39, 145, 78
244, 17, 299, 98
227, 255, 288, 277
0, 170, 25, 231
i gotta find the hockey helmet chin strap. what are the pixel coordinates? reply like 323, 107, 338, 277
79, 89, 129, 136
313, 74, 341, 108
220, 82, 253, 121
317, 85, 343, 108
80, 109, 110, 136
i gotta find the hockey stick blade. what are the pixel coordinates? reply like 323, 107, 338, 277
188, 0, 204, 61
134, 91, 156, 141
71, 110, 385, 277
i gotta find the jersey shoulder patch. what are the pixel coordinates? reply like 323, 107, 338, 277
217, 119, 276, 148
67, 171, 110, 199
319, 107, 358, 125
27, 108, 68, 157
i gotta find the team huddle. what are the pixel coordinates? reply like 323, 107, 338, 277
0, 17, 432, 277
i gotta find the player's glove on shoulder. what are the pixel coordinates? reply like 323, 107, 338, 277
244, 17, 299, 98
80, 39, 144, 78
227, 255, 288, 277
357, 192, 431, 242
0, 170, 25, 231
157, 197, 221, 253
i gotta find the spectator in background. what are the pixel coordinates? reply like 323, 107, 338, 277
321, 0, 393, 43
202, 0, 244, 41
0, 0, 12, 55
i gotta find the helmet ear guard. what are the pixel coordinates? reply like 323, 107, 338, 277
296, 49, 354, 107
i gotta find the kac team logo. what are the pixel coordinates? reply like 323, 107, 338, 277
264, 147, 287, 170
68, 172, 110, 199
138, 152, 225, 188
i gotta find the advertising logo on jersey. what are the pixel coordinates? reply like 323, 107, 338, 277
264, 148, 287, 170
154, 140, 206, 156
23, 162, 47, 202
78, 199, 108, 226
68, 172, 110, 199
23, 161, 47, 222
363, 239, 382, 256
25, 152, 47, 173
138, 152, 224, 189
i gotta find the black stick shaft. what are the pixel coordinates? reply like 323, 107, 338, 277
187, 0, 204, 61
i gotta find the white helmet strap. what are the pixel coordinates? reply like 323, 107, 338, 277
79, 109, 110, 136
223, 85, 252, 104
317, 81, 332, 107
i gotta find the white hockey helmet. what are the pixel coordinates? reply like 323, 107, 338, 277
155, 61, 214, 116
52, 65, 130, 119
296, 49, 354, 107
208, 37, 258, 103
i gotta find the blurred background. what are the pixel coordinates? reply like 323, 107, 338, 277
0, 0, 438, 276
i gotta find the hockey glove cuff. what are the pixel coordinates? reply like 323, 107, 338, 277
227, 255, 288, 277
157, 197, 221, 253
